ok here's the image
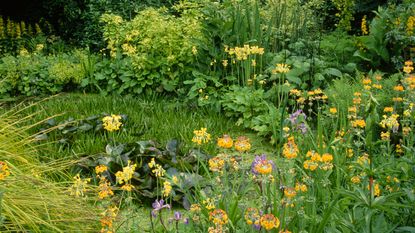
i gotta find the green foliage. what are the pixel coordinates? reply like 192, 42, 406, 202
331, 0, 356, 31
80, 139, 204, 205
98, 8, 205, 95
0, 50, 87, 97
0, 103, 100, 232
354, 2, 415, 71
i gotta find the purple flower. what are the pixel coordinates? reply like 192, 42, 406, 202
288, 110, 308, 134
174, 211, 182, 221
184, 218, 189, 225
288, 110, 306, 124
152, 199, 171, 217
253, 223, 261, 230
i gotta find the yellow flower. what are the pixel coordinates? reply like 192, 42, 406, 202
284, 187, 297, 199
209, 209, 228, 225
362, 78, 372, 85
234, 136, 251, 152
295, 182, 307, 192
192, 46, 198, 55
381, 131, 390, 141
217, 134, 233, 149
148, 158, 156, 169
351, 176, 361, 184
383, 107, 393, 113
394, 85, 404, 92
347, 148, 354, 157
403, 127, 411, 136
351, 119, 366, 128
95, 165, 108, 174
272, 63, 290, 74
172, 175, 179, 184
321, 153, 333, 162
379, 114, 399, 131
152, 164, 166, 177
282, 136, 299, 159
372, 84, 382, 89
192, 127, 211, 145
396, 144, 404, 154
69, 174, 91, 197
102, 114, 123, 132
162, 181, 172, 197
260, 214, 280, 230
367, 183, 381, 197
303, 160, 318, 171
190, 204, 201, 212
244, 207, 260, 225
392, 97, 403, 102
222, 59, 228, 67
361, 15, 368, 35
97, 176, 114, 199
115, 161, 137, 185
329, 107, 337, 114
209, 157, 225, 172
121, 183, 133, 192
0, 161, 11, 180
203, 198, 216, 210
357, 154, 370, 165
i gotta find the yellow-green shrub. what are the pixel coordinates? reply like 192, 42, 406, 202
100, 7, 205, 93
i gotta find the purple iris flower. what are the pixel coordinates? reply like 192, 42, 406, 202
288, 110, 308, 134
174, 211, 182, 221
152, 199, 171, 217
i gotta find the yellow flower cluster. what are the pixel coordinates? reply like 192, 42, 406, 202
381, 131, 390, 141
351, 175, 361, 184
407, 16, 415, 35
403, 60, 414, 74
148, 158, 166, 177
303, 151, 334, 171
209, 209, 229, 225
234, 136, 251, 152
97, 175, 114, 200
203, 198, 216, 210
244, 207, 260, 225
100, 205, 118, 233
69, 174, 91, 197
102, 114, 123, 132
209, 157, 225, 173
217, 134, 233, 149
295, 182, 308, 192
115, 161, 136, 191
351, 119, 366, 128
361, 15, 368, 35
379, 114, 399, 131
272, 63, 291, 74
284, 187, 297, 199
260, 214, 280, 230
0, 161, 10, 180
95, 164, 108, 174
192, 127, 211, 145
162, 181, 172, 197
357, 153, 370, 165
367, 182, 381, 197
282, 136, 299, 159
225, 44, 264, 61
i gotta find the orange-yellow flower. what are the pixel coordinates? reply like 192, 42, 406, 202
209, 209, 228, 225
260, 214, 280, 230
217, 134, 233, 149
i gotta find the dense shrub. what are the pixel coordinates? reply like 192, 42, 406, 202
0, 50, 87, 97
92, 8, 205, 95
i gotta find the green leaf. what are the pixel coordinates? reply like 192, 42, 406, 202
323, 68, 343, 78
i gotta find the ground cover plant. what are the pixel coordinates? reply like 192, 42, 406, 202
0, 0, 414, 232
